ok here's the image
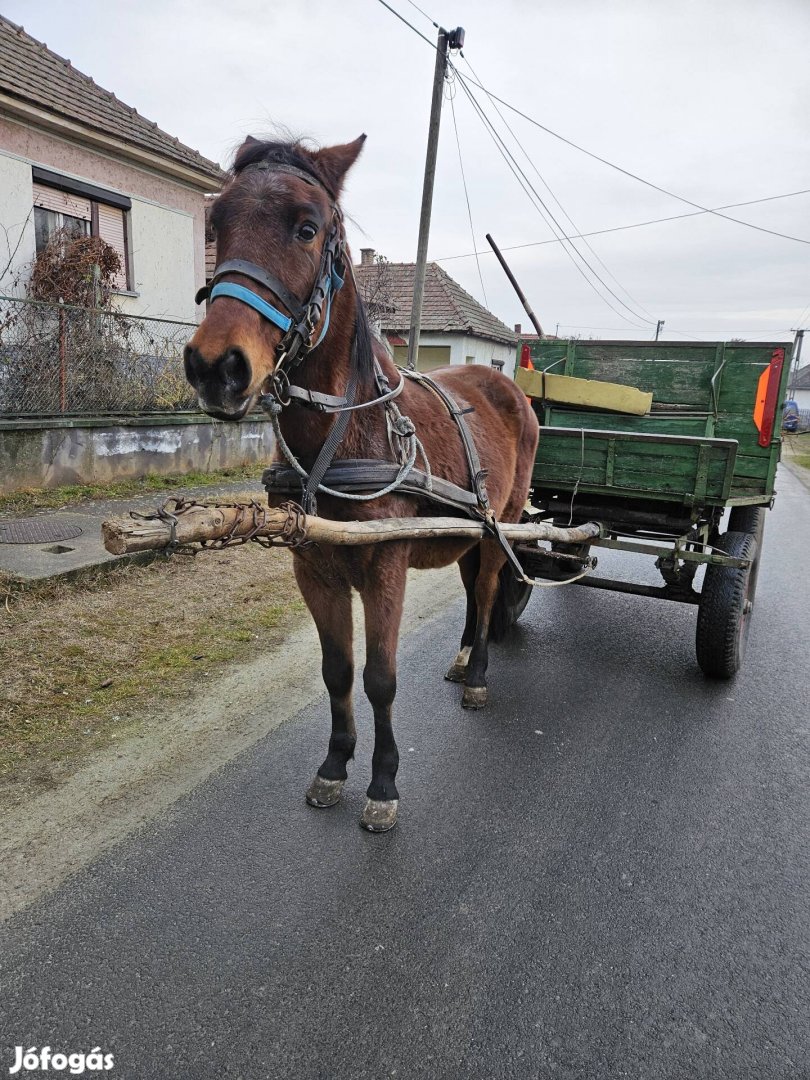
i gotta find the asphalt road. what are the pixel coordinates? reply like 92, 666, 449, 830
2, 468, 808, 1080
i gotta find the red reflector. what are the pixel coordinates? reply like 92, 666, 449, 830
753, 347, 785, 447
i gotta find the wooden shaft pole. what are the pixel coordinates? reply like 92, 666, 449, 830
102, 505, 601, 556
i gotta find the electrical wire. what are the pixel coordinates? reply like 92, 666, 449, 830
453, 69, 654, 328
436, 189, 810, 263
373, 0, 810, 248
460, 53, 657, 323
447, 81, 488, 306
451, 62, 810, 248
401, 0, 438, 27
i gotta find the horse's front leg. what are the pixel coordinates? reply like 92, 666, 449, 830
293, 556, 355, 809
358, 550, 408, 832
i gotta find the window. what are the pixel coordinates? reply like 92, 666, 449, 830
32, 169, 132, 292
465, 355, 475, 365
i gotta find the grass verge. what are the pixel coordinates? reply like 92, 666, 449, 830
0, 542, 305, 807
0, 464, 264, 516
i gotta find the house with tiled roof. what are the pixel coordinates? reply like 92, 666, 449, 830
353, 250, 518, 376
0, 15, 226, 321
788, 364, 810, 411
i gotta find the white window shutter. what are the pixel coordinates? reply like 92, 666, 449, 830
33, 183, 91, 220
97, 204, 128, 290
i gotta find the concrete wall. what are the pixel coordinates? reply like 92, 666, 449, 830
0, 116, 210, 321
0, 414, 274, 493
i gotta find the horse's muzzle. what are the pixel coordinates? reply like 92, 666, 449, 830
184, 345, 253, 420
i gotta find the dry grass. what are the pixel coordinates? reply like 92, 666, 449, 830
783, 432, 810, 473
0, 465, 263, 517
0, 542, 305, 802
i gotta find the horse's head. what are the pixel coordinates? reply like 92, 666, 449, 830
185, 134, 366, 419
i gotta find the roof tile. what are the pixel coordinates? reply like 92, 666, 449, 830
355, 261, 516, 346
0, 15, 225, 186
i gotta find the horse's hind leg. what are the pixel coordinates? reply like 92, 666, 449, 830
358, 550, 408, 832
293, 558, 355, 809
461, 541, 506, 710
445, 546, 480, 683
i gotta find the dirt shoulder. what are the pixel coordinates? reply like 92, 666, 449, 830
0, 554, 460, 921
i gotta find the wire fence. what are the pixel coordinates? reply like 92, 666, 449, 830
0, 295, 198, 417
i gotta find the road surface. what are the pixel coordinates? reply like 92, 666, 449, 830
1, 468, 808, 1079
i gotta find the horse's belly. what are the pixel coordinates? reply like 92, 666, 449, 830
408, 537, 475, 570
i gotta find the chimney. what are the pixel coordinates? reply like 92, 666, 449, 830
514, 323, 521, 334
360, 248, 375, 266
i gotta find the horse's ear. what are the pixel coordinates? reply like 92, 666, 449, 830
311, 135, 367, 196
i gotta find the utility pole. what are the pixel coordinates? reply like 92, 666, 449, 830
789, 328, 805, 394
406, 24, 465, 371
654, 319, 665, 341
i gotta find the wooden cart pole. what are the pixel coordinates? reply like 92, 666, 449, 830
102, 504, 601, 556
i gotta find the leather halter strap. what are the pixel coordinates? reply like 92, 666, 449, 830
195, 259, 306, 320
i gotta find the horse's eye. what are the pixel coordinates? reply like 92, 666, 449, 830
298, 222, 318, 242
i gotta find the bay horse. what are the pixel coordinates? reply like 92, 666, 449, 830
185, 134, 539, 831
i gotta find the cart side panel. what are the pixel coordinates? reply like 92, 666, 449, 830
521, 339, 793, 506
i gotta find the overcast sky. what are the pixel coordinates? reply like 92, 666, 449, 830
8, 0, 810, 343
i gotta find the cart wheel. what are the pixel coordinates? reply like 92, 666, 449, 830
695, 530, 759, 679
728, 504, 765, 540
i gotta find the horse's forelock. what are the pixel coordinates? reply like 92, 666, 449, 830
232, 139, 335, 198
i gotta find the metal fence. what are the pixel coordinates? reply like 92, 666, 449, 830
0, 295, 198, 416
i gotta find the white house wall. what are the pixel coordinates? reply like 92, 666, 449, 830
128, 198, 195, 321
0, 150, 37, 292
413, 333, 516, 377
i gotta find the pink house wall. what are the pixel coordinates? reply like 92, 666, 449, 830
0, 115, 210, 314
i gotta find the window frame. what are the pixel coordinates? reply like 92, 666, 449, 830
32, 168, 133, 292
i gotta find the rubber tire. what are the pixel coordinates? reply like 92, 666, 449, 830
695, 530, 758, 679
728, 505, 765, 539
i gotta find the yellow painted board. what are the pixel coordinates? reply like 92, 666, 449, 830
515, 368, 652, 416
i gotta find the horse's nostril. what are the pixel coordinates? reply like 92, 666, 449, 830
220, 348, 251, 393
184, 345, 202, 388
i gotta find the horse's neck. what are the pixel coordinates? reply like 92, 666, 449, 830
275, 305, 388, 467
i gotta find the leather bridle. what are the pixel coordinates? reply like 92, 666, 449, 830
195, 162, 347, 389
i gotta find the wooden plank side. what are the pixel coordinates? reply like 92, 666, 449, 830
546, 409, 710, 436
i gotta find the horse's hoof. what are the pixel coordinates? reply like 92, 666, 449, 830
445, 647, 470, 683
359, 798, 398, 832
461, 686, 488, 710
306, 775, 345, 808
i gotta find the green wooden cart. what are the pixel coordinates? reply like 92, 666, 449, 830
508, 338, 793, 678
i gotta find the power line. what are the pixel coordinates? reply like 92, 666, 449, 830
460, 53, 657, 323
447, 81, 488, 306
401, 0, 438, 27
435, 188, 810, 262
449, 62, 810, 248
373, 2, 810, 248
453, 68, 654, 327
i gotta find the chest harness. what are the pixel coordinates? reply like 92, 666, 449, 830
198, 160, 528, 583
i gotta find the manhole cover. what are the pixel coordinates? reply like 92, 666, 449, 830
0, 518, 83, 545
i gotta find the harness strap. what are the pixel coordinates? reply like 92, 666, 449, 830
402, 369, 491, 510
283, 367, 404, 413
302, 341, 360, 515
200, 259, 306, 318
263, 460, 481, 515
